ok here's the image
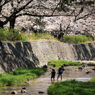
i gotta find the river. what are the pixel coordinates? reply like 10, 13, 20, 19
0, 66, 95, 95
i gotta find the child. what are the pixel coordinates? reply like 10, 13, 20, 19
50, 69, 56, 81
57, 66, 65, 81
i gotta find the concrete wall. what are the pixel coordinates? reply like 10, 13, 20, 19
0, 41, 95, 73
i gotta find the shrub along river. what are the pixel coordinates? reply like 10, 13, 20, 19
0, 66, 95, 95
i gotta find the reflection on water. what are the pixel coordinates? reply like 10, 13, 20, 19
0, 66, 95, 95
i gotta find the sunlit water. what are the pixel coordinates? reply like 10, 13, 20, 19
0, 66, 95, 95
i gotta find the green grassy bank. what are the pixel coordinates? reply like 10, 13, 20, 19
48, 60, 84, 67
0, 67, 47, 87
48, 79, 95, 95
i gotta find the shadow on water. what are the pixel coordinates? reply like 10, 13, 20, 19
0, 66, 95, 95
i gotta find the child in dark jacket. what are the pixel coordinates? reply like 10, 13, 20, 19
50, 69, 56, 81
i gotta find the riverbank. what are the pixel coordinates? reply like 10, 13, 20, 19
0, 67, 47, 87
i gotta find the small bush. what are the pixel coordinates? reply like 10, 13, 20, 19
63, 35, 93, 44
0, 28, 21, 41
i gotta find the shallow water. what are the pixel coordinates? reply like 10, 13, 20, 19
0, 66, 95, 95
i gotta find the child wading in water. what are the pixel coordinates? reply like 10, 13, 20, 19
57, 66, 65, 81
50, 69, 56, 81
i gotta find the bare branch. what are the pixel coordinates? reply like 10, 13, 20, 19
51, 0, 61, 15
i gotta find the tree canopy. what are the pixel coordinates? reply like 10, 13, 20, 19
0, 0, 95, 29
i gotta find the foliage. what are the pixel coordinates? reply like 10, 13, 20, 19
0, 28, 94, 44
0, 28, 56, 41
48, 79, 95, 95
62, 35, 93, 44
21, 32, 56, 41
0, 67, 47, 87
48, 60, 83, 67
0, 28, 21, 41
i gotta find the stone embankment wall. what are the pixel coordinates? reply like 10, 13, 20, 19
0, 41, 95, 73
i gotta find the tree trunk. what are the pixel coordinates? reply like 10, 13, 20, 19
0, 21, 4, 28
9, 16, 16, 29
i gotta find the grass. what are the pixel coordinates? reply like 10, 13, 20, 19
48, 79, 95, 95
0, 67, 47, 87
90, 77, 95, 82
48, 60, 84, 67
21, 32, 57, 41
63, 35, 93, 44
0, 28, 57, 42
0, 28, 94, 44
